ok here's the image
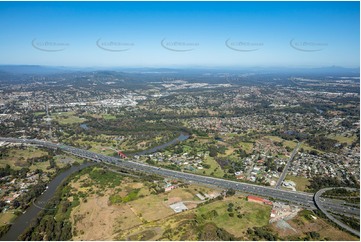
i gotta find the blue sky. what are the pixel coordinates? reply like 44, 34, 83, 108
0, 1, 359, 68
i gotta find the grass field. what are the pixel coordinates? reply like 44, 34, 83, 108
196, 197, 271, 237
285, 175, 310, 192
328, 134, 356, 145
102, 114, 117, 120
265, 136, 321, 153
0, 212, 16, 225
0, 147, 78, 173
70, 172, 146, 240
194, 157, 224, 178
70, 173, 201, 240
62, 132, 160, 155
34, 111, 45, 117
0, 147, 48, 169
70, 164, 359, 240
28, 161, 51, 171
67, 163, 358, 241
238, 141, 254, 153
265, 136, 283, 142
129, 195, 174, 222
69, 168, 226, 240
52, 112, 86, 125
54, 154, 82, 166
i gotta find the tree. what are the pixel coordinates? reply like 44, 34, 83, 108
226, 189, 236, 197
12, 200, 20, 209
209, 147, 218, 157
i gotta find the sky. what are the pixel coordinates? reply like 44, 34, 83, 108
0, 1, 359, 68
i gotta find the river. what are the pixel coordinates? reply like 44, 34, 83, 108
80, 123, 190, 156
1, 162, 95, 241
133, 133, 190, 156
1, 131, 190, 240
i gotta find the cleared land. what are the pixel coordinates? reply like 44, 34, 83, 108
51, 111, 86, 125
285, 175, 311, 192
271, 210, 359, 241
196, 196, 271, 237
65, 166, 357, 241
68, 168, 231, 240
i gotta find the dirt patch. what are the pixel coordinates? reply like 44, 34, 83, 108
130, 182, 143, 189
184, 202, 198, 209
128, 195, 174, 222
71, 194, 142, 240
128, 228, 160, 240
71, 174, 90, 190
276, 219, 296, 232
272, 211, 359, 241
167, 196, 182, 205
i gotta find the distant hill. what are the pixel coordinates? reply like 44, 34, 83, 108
0, 65, 358, 76
0, 65, 78, 75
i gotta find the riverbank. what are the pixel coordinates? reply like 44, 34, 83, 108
132, 133, 190, 156
1, 162, 95, 241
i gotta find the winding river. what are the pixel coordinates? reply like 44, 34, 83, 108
1, 162, 95, 241
133, 132, 190, 156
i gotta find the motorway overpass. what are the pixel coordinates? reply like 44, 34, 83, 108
0, 137, 359, 219
314, 187, 360, 237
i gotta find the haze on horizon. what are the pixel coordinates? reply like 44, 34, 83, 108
0, 1, 359, 68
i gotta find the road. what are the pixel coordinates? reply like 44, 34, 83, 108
0, 137, 359, 220
314, 187, 360, 237
275, 142, 301, 189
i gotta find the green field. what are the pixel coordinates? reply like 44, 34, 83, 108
196, 197, 271, 237
102, 114, 116, 120
265, 136, 283, 142
0, 147, 81, 173
327, 134, 356, 145
194, 156, 224, 178
0, 212, 17, 225
0, 147, 48, 169
265, 136, 321, 153
285, 175, 310, 192
52, 112, 86, 124
238, 141, 254, 153
29, 161, 51, 171
34, 111, 46, 117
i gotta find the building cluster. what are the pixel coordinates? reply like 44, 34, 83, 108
269, 202, 301, 223
140, 152, 207, 171
290, 152, 360, 181
0, 171, 43, 207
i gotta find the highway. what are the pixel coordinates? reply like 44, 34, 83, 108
0, 137, 359, 220
275, 142, 301, 189
314, 187, 360, 237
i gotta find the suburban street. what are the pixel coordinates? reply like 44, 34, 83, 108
275, 142, 301, 189
0, 137, 359, 220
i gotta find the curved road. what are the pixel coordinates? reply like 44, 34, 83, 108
314, 187, 360, 237
0, 137, 359, 220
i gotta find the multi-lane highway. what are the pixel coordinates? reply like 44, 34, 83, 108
314, 187, 360, 237
0, 137, 359, 220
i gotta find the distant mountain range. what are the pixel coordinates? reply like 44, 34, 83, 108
0, 65, 359, 76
